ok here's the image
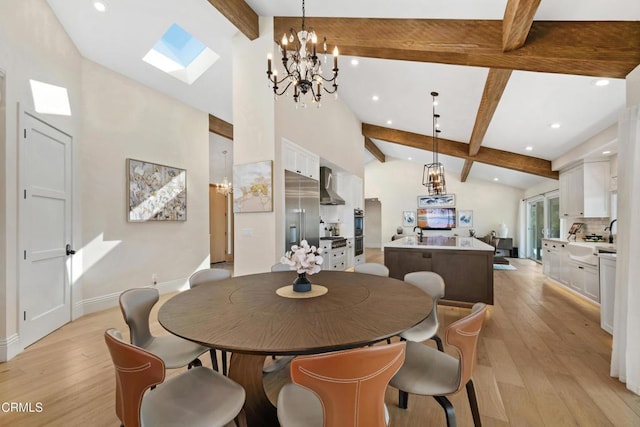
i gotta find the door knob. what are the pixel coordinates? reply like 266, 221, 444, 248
66, 244, 76, 256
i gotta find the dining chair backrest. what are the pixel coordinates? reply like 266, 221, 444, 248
188, 268, 231, 288
119, 287, 158, 348
290, 341, 406, 427
104, 328, 165, 427
271, 263, 293, 272
354, 262, 389, 277
445, 302, 487, 392
403, 271, 445, 300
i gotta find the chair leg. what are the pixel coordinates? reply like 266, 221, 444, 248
221, 350, 228, 376
466, 379, 482, 427
431, 335, 444, 352
398, 389, 409, 409
209, 349, 219, 372
234, 408, 248, 427
434, 395, 457, 427
188, 357, 202, 369
386, 338, 392, 344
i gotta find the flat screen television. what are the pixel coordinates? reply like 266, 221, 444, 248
417, 207, 456, 230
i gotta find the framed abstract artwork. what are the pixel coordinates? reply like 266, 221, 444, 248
127, 159, 186, 221
417, 194, 455, 208
458, 210, 473, 227
402, 211, 416, 227
233, 160, 273, 213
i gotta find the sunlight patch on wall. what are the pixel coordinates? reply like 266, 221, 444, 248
29, 79, 71, 116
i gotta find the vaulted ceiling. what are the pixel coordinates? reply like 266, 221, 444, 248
47, 0, 640, 189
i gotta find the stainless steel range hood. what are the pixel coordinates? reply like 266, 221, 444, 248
319, 167, 345, 205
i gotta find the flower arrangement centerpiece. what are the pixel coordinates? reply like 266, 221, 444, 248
281, 240, 323, 292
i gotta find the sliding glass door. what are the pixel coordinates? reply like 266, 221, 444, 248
526, 191, 560, 262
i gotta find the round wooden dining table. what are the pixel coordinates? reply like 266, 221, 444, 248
158, 270, 432, 427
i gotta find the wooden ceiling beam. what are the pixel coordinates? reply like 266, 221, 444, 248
362, 123, 558, 179
274, 18, 640, 78
364, 137, 386, 163
460, 160, 474, 183
207, 0, 259, 40
209, 114, 234, 140
502, 0, 541, 51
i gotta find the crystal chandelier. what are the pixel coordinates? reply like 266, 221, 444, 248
216, 150, 232, 196
422, 91, 447, 195
266, 0, 339, 106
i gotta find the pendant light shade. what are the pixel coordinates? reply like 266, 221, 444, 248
422, 91, 447, 195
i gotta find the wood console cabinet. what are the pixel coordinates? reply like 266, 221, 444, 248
384, 246, 494, 305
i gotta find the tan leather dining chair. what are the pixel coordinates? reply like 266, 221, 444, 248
277, 342, 406, 427
119, 287, 208, 370
104, 328, 247, 427
354, 262, 390, 277
400, 271, 446, 351
390, 303, 488, 427
188, 267, 232, 375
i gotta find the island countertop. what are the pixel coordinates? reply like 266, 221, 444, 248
384, 235, 495, 252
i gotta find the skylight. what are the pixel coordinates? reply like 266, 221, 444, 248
143, 23, 219, 85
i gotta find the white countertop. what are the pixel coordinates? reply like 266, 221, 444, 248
384, 236, 495, 251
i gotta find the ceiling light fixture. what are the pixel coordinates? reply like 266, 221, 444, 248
386, 120, 392, 125
550, 122, 561, 129
408, 157, 412, 160
350, 59, 359, 66
595, 79, 610, 87
493, 178, 499, 182
602, 150, 611, 155
422, 91, 446, 195
372, 95, 379, 101
93, 1, 107, 12
216, 150, 233, 196
266, 0, 338, 107
525, 146, 533, 151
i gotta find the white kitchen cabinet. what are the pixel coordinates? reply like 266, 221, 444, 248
599, 254, 616, 334
283, 140, 319, 180
559, 161, 610, 218
568, 260, 599, 302
346, 238, 354, 270
542, 239, 569, 285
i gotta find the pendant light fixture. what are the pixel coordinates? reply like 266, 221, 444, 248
266, 0, 339, 107
216, 150, 232, 196
422, 91, 447, 195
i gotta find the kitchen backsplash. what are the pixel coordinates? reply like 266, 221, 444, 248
573, 218, 612, 241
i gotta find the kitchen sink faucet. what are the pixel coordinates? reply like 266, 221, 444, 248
413, 226, 424, 242
605, 219, 617, 243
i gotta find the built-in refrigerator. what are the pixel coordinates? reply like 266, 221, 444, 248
285, 170, 320, 252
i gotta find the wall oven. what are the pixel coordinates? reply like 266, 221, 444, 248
354, 209, 364, 256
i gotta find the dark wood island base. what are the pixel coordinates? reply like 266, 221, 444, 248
384, 236, 494, 305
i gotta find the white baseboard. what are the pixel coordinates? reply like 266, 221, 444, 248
0, 333, 23, 362
74, 278, 188, 317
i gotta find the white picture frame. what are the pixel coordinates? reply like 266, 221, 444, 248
417, 194, 455, 207
458, 210, 473, 227
402, 211, 416, 227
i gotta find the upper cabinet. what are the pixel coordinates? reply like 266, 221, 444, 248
283, 139, 319, 181
559, 161, 610, 218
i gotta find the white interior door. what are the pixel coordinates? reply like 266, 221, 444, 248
19, 111, 72, 348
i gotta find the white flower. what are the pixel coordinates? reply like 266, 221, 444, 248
281, 240, 324, 275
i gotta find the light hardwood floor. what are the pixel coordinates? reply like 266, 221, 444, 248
1, 251, 639, 426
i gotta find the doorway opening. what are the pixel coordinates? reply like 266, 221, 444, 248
364, 198, 382, 249
526, 191, 559, 262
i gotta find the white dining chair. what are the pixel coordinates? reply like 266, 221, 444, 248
400, 271, 446, 351
354, 262, 389, 277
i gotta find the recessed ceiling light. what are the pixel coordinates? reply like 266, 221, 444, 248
595, 79, 610, 87
493, 178, 499, 181
386, 120, 392, 125
350, 59, 359, 66
525, 146, 533, 151
93, 1, 107, 12
550, 122, 561, 129
372, 95, 379, 101
408, 157, 412, 160
602, 150, 611, 155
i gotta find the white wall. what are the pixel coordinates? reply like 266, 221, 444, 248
365, 158, 524, 243
523, 180, 559, 199
0, 0, 210, 360
78, 60, 210, 304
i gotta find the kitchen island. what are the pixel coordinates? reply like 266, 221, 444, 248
384, 236, 495, 305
